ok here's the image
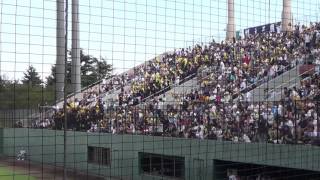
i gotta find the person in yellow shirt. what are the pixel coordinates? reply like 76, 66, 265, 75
204, 54, 209, 63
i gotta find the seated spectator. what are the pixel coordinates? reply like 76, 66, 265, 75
30, 22, 320, 147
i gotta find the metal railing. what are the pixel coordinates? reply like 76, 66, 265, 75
267, 65, 317, 100
140, 72, 198, 103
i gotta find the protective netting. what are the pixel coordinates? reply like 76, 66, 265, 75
1, 0, 320, 179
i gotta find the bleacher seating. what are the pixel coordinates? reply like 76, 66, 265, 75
33, 23, 320, 145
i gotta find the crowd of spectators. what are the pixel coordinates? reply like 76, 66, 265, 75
98, 22, 320, 106
48, 72, 320, 145
34, 23, 320, 145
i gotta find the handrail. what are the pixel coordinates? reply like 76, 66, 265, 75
55, 51, 177, 105
197, 66, 218, 83
27, 47, 198, 125
27, 52, 173, 125
53, 75, 115, 107
31, 76, 120, 126
24, 78, 110, 125
233, 64, 298, 101
140, 60, 298, 104
140, 72, 197, 103
140, 57, 311, 105
53, 52, 167, 105
196, 61, 295, 101
240, 62, 295, 94
266, 64, 316, 99
267, 64, 314, 93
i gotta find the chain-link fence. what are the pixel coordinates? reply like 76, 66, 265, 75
1, 0, 320, 179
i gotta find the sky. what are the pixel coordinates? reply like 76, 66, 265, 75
0, 0, 320, 82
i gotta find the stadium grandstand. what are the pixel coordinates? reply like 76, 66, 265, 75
1, 0, 320, 179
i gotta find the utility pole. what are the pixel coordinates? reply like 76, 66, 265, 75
226, 0, 235, 40
282, 0, 292, 32
71, 0, 81, 93
56, 0, 65, 101
0, 0, 2, 74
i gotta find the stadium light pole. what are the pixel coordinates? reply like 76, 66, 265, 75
226, 0, 235, 41
71, 0, 81, 93
56, 0, 66, 101
281, 0, 292, 32
0, 0, 2, 73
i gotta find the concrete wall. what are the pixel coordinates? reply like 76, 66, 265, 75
1, 128, 320, 180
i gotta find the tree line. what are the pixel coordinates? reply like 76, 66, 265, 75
0, 50, 112, 109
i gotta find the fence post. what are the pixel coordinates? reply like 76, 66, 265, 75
317, 100, 319, 145
276, 101, 279, 144
294, 100, 297, 144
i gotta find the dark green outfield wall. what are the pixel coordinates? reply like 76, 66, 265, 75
1, 128, 320, 180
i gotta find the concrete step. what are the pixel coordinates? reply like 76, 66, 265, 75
248, 65, 300, 102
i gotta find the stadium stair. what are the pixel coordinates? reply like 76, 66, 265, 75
265, 64, 316, 102
246, 64, 300, 102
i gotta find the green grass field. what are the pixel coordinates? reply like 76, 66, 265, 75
0, 166, 37, 180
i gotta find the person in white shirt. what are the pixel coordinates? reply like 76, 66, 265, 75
268, 65, 275, 77
228, 174, 238, 180
245, 91, 252, 102
278, 104, 284, 117
291, 87, 299, 98
243, 134, 251, 143
315, 58, 320, 74
196, 125, 204, 139
175, 76, 180, 85
240, 79, 247, 91
305, 32, 311, 49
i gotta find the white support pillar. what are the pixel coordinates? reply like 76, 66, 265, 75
56, 0, 65, 100
282, 0, 292, 32
226, 0, 235, 40
71, 0, 81, 93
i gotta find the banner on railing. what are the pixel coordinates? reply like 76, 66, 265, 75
244, 22, 281, 37
299, 64, 315, 75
